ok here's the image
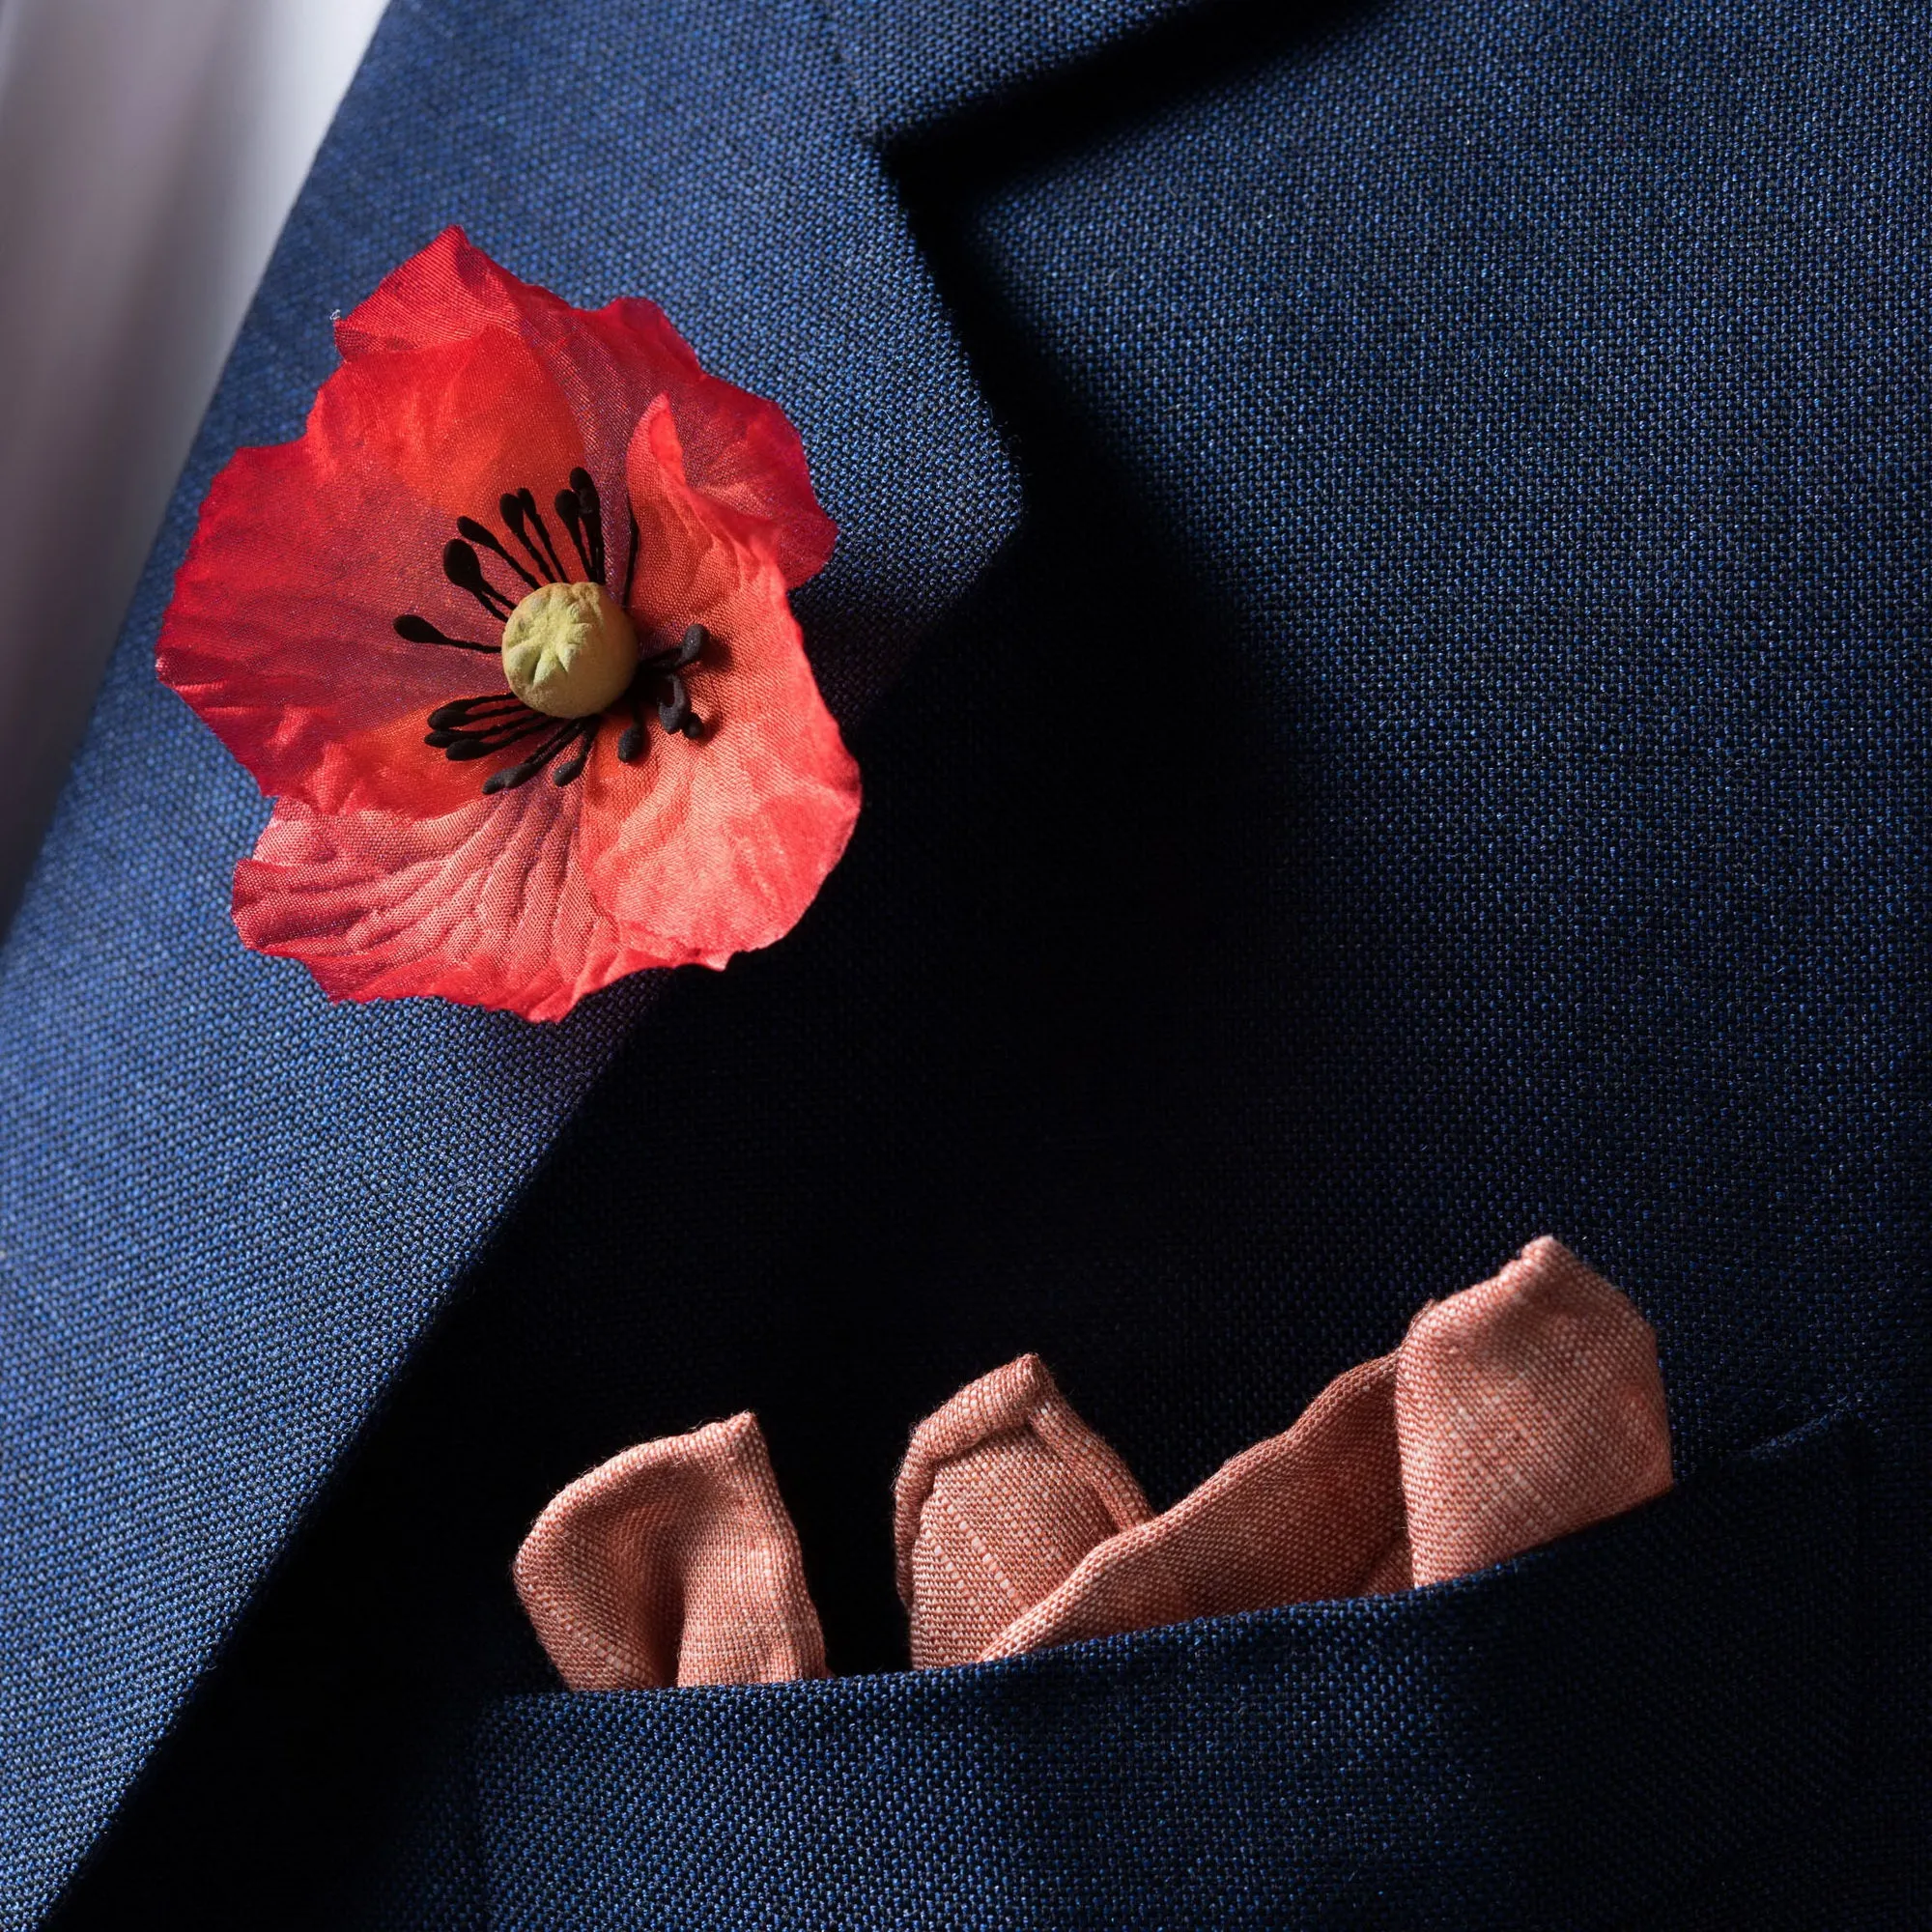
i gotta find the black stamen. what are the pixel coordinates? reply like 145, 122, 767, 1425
552, 717, 599, 786
456, 516, 540, 594
554, 488, 593, 582
644, 621, 706, 671
658, 672, 691, 735
524, 489, 569, 581
482, 719, 582, 794
680, 713, 704, 739
394, 613, 497, 655
502, 490, 566, 584
441, 540, 516, 619
621, 510, 640, 607
426, 694, 521, 731
617, 687, 646, 763
425, 700, 525, 746
571, 468, 607, 583
497, 493, 555, 583
445, 715, 549, 761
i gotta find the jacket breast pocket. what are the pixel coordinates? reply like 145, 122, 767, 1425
470, 1416, 1860, 1931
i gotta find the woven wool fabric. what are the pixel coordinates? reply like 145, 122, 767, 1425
6, 0, 1928, 1924
0, 0, 1013, 1915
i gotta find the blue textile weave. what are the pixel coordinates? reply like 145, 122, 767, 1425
0, 0, 1012, 1919
477, 1421, 1857, 1929
6, 0, 1929, 1925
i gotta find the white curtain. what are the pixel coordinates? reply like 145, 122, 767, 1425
0, 0, 389, 926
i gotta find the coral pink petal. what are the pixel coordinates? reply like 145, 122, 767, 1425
581, 299, 835, 586
232, 789, 664, 1023
337, 230, 835, 583
157, 433, 456, 816
513, 1413, 826, 1691
334, 225, 588, 357
571, 405, 859, 969
1395, 1236, 1674, 1585
983, 1352, 1407, 1662
331, 327, 585, 521
894, 1355, 1151, 1670
158, 327, 589, 817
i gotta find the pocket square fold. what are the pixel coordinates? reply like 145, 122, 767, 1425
1396, 1235, 1675, 1587
946, 1350, 1411, 1668
893, 1350, 1153, 1668
515, 1237, 1672, 1688
513, 1411, 826, 1691
907, 1235, 1675, 1664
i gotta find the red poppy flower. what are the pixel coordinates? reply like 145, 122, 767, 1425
157, 229, 860, 1021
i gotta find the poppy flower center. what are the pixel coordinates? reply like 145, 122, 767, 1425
501, 582, 639, 719
395, 468, 709, 795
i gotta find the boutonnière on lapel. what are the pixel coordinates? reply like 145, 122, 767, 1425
157, 229, 861, 1020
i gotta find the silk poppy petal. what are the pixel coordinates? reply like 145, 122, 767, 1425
158, 329, 588, 816
233, 791, 658, 1023
571, 403, 860, 964
338, 229, 835, 584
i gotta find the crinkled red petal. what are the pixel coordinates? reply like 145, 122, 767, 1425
573, 403, 860, 963
157, 326, 587, 815
339, 228, 836, 585
233, 790, 664, 1023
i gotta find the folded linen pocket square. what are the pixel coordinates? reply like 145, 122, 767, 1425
516, 1236, 1672, 1688
514, 1411, 827, 1690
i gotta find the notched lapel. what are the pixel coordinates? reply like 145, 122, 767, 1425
817, 0, 1365, 145
0, 0, 1015, 1919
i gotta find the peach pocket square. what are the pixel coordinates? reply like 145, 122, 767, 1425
515, 1236, 1672, 1689
514, 1410, 826, 1690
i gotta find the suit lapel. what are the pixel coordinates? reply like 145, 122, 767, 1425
817, 0, 1281, 142
0, 0, 1014, 1918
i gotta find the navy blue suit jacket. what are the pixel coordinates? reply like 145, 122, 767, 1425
2, 0, 1923, 1924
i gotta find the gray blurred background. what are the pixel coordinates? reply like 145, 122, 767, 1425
0, 0, 388, 933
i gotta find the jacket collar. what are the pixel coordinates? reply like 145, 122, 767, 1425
0, 0, 1014, 1918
